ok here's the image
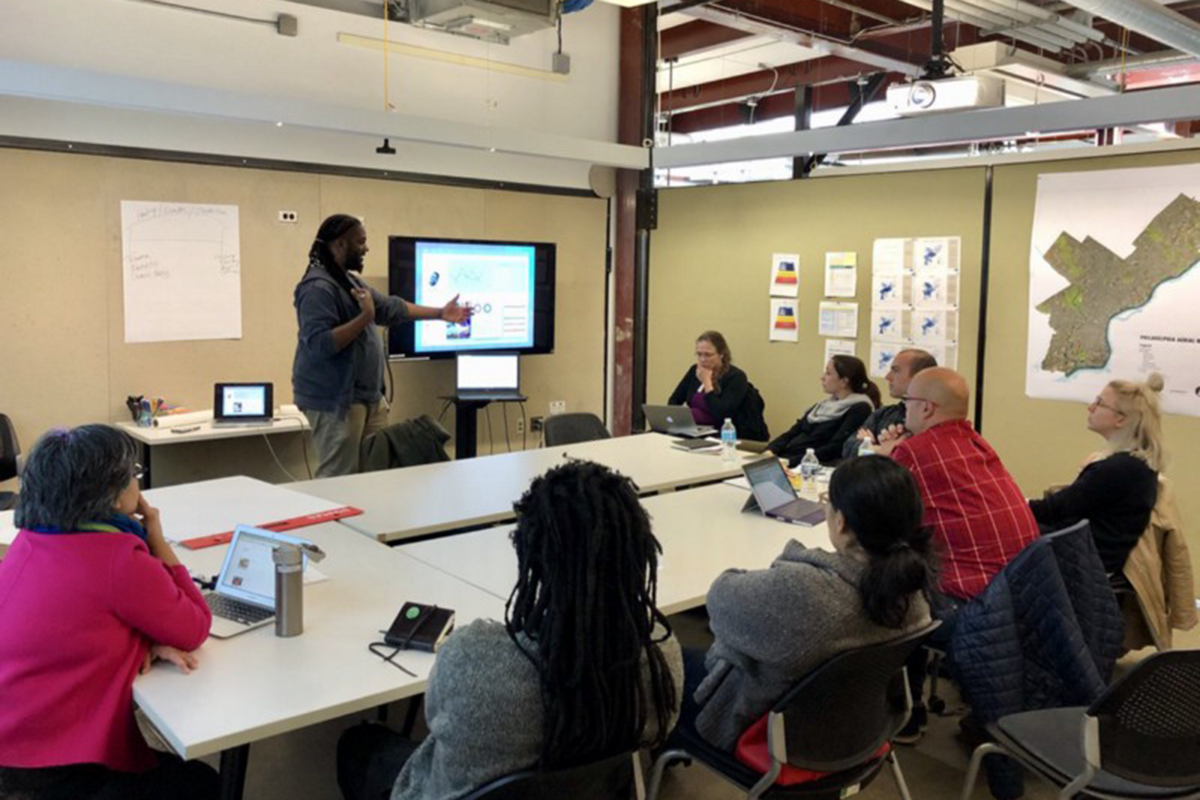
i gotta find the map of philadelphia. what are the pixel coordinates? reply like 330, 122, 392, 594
1037, 193, 1200, 375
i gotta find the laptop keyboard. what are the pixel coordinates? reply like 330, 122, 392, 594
205, 593, 274, 625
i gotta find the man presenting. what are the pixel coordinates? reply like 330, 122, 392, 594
843, 348, 936, 460
293, 214, 471, 477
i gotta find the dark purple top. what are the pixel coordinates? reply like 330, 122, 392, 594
688, 390, 718, 426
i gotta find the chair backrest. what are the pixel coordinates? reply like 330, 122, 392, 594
458, 751, 634, 800
0, 414, 19, 483
768, 622, 938, 773
1087, 649, 1200, 787
543, 413, 610, 447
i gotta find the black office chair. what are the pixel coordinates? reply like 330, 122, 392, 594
0, 413, 20, 512
648, 623, 939, 800
960, 649, 1200, 800
543, 413, 610, 447
459, 750, 635, 800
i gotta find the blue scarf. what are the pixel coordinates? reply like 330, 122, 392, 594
29, 513, 149, 541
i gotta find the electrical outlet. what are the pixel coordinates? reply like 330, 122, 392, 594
515, 417, 525, 435
549, 400, 567, 416
278, 210, 298, 223
530, 416, 544, 432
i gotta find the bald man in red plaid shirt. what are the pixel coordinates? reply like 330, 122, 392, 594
876, 368, 1038, 742
878, 368, 1038, 601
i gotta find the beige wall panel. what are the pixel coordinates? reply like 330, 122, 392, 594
0, 148, 606, 490
0, 149, 112, 491
986, 149, 1200, 585
649, 169, 987, 444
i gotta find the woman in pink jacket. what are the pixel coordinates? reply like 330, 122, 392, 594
0, 425, 216, 799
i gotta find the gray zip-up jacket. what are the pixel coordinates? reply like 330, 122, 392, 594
292, 262, 409, 416
695, 542, 930, 751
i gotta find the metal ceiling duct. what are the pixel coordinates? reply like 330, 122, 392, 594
1055, 0, 1200, 58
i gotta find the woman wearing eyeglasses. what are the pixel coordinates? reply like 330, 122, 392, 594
667, 331, 769, 442
1029, 374, 1164, 573
0, 425, 216, 800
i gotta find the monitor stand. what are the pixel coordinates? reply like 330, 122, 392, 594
439, 395, 528, 460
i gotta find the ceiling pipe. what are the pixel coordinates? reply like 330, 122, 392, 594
1067, 48, 1196, 78
896, 0, 1077, 51
1055, 0, 1200, 58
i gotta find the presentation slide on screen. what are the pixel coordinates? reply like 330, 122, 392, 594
413, 242, 536, 353
221, 386, 266, 417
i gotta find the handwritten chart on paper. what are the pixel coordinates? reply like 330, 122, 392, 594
121, 201, 242, 343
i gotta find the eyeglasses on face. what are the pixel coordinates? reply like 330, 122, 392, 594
898, 395, 935, 406
1089, 397, 1125, 416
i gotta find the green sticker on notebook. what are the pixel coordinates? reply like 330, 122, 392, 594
406, 606, 421, 620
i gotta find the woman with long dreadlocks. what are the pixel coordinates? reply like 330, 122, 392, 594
292, 214, 470, 477
336, 460, 683, 800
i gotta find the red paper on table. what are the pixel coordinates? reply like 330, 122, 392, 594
180, 506, 364, 549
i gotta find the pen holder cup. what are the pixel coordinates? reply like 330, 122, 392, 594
136, 409, 154, 428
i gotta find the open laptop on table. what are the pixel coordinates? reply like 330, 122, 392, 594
643, 404, 717, 438
203, 525, 314, 639
212, 382, 273, 428
742, 457, 826, 527
455, 353, 524, 402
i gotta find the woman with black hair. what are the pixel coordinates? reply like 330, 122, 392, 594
337, 460, 682, 800
767, 355, 881, 466
674, 455, 934, 756
0, 425, 216, 799
293, 214, 471, 477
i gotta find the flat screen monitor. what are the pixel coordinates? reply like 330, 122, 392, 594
388, 237, 555, 359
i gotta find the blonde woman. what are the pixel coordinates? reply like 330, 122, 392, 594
1030, 373, 1165, 573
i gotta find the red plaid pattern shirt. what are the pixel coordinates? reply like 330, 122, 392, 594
892, 420, 1038, 601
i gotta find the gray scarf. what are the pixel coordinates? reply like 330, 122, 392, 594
807, 393, 871, 423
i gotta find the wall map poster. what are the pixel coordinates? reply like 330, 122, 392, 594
1025, 165, 1200, 416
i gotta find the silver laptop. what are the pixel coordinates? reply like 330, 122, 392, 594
455, 354, 524, 402
643, 404, 717, 438
203, 525, 312, 639
212, 382, 273, 427
742, 458, 826, 526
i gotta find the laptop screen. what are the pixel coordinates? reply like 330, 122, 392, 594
744, 458, 799, 513
456, 354, 519, 392
214, 383, 273, 421
216, 525, 312, 608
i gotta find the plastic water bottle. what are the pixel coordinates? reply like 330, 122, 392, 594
720, 418, 737, 462
799, 448, 821, 494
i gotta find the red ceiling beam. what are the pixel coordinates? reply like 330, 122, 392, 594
661, 21, 754, 60
661, 56, 885, 113
665, 78, 901, 134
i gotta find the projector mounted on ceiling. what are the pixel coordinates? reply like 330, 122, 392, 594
409, 0, 556, 44
886, 75, 1005, 117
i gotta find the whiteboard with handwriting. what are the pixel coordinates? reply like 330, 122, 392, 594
121, 201, 242, 343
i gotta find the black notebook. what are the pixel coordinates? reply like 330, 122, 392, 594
384, 603, 456, 653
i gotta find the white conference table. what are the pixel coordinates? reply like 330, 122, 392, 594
98, 477, 503, 800
399, 483, 832, 616
116, 414, 309, 489
293, 433, 756, 542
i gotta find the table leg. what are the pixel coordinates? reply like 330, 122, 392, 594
400, 696, 423, 738
219, 744, 250, 800
141, 442, 154, 490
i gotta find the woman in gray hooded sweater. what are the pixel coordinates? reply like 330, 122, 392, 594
678, 455, 935, 754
